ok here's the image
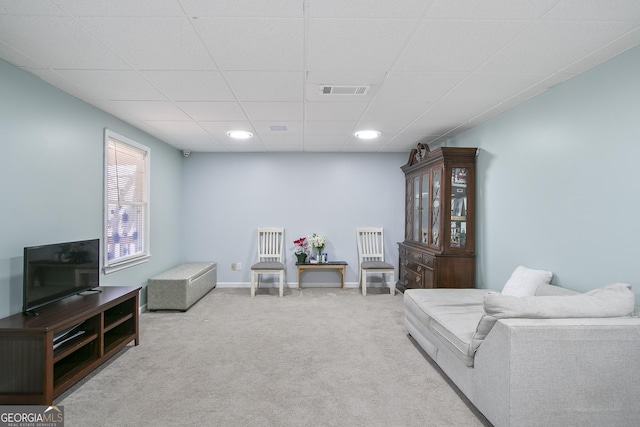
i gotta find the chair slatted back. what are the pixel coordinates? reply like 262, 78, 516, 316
257, 227, 284, 262
357, 227, 385, 263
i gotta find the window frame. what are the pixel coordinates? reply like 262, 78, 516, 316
103, 129, 151, 274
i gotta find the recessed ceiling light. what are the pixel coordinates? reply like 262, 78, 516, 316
355, 130, 381, 140
227, 130, 253, 140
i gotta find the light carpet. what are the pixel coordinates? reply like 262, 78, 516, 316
56, 287, 490, 426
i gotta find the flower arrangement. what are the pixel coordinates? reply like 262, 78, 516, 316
293, 237, 307, 254
308, 233, 327, 251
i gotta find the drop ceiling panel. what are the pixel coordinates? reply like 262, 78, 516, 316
91, 100, 191, 121
308, 0, 431, 18
194, 18, 303, 70
178, 0, 303, 18
440, 72, 549, 109
305, 122, 355, 135
54, 0, 185, 16
1, 0, 65, 15
479, 21, 639, 74
305, 102, 369, 121
78, 16, 215, 70
307, 18, 418, 71
224, 71, 303, 101
0, 16, 127, 69
373, 71, 467, 103
140, 70, 235, 101
176, 102, 248, 121
395, 20, 525, 72
426, 0, 558, 20
252, 121, 303, 135
359, 101, 430, 124
241, 102, 303, 121
51, 70, 166, 101
542, 0, 640, 22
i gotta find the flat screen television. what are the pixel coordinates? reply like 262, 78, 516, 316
23, 238, 100, 314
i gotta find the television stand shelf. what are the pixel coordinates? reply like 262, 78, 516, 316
0, 286, 140, 405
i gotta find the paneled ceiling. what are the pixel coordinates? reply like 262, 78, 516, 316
1, 0, 639, 152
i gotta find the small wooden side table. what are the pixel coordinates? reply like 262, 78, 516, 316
296, 261, 348, 289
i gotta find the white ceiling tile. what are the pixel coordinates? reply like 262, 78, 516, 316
143, 120, 209, 135
194, 18, 303, 70
0, 0, 65, 15
91, 100, 191, 121
78, 16, 215, 70
241, 102, 303, 121
360, 102, 429, 123
561, 27, 640, 74
224, 71, 303, 101
374, 72, 467, 102
542, 0, 640, 22
303, 135, 349, 146
179, 0, 303, 18
306, 71, 388, 86
426, 0, 558, 20
0, 41, 44, 68
479, 21, 638, 74
307, 18, 417, 71
176, 101, 247, 121
54, 0, 185, 16
309, 0, 431, 18
259, 134, 303, 145
252, 121, 303, 135
141, 70, 234, 101
440, 73, 548, 108
305, 122, 355, 135
0, 16, 127, 69
52, 70, 166, 101
305, 102, 368, 121
395, 20, 525, 72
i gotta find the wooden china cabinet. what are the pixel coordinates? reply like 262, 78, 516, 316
398, 145, 477, 292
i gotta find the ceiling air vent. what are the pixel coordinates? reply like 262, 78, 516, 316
321, 85, 370, 95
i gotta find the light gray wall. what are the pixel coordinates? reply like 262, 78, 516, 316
0, 59, 184, 317
181, 152, 406, 286
447, 45, 640, 302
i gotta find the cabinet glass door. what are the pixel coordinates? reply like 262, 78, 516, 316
431, 169, 441, 246
450, 167, 468, 248
412, 175, 420, 241
421, 173, 429, 244
405, 179, 413, 240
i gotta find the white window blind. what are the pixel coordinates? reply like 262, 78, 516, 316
104, 130, 150, 273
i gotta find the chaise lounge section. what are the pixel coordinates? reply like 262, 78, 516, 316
404, 267, 640, 427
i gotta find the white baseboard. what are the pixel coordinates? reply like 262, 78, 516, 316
215, 281, 384, 289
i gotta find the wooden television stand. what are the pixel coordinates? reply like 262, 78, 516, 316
0, 286, 140, 405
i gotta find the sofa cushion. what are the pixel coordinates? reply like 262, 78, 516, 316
404, 289, 492, 367
501, 266, 553, 297
486, 283, 635, 319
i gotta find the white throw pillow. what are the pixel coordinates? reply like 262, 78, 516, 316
501, 266, 553, 297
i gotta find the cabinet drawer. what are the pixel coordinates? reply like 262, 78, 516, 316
405, 269, 423, 288
422, 253, 434, 267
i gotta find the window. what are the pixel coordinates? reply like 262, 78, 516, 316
103, 129, 150, 273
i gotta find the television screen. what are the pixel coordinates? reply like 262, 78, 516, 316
23, 238, 100, 314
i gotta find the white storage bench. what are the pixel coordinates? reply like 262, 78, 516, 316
147, 262, 217, 311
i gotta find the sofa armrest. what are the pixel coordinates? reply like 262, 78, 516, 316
472, 317, 640, 427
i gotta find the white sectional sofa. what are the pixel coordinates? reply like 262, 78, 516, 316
404, 267, 640, 427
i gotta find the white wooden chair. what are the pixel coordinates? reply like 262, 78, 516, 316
250, 227, 285, 297
356, 227, 395, 296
